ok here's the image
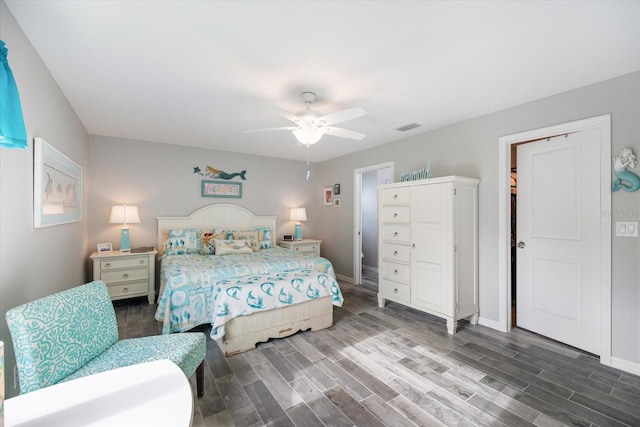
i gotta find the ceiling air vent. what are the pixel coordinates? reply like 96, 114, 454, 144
395, 122, 421, 132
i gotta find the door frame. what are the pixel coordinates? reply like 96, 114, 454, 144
497, 114, 611, 365
353, 162, 394, 285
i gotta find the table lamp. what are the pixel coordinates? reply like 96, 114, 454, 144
289, 207, 307, 241
109, 204, 141, 252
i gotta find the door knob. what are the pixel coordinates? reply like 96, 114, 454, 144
517, 241, 526, 249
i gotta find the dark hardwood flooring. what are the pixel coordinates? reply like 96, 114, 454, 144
115, 282, 640, 427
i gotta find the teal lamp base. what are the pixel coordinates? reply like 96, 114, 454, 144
120, 227, 131, 252
294, 223, 303, 241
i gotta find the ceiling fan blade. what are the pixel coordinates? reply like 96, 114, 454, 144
242, 126, 297, 133
318, 107, 367, 126
324, 126, 366, 140
262, 102, 301, 124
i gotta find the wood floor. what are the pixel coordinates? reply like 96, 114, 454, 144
115, 282, 640, 427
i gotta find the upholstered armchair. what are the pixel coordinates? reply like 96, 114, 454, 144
6, 280, 206, 395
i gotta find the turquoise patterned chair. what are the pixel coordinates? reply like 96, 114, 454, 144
5, 280, 206, 395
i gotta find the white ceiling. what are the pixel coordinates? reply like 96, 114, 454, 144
6, 1, 640, 162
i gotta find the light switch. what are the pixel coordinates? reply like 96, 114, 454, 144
616, 221, 639, 237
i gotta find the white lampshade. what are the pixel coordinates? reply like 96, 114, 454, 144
289, 207, 307, 222
109, 204, 141, 225
293, 127, 324, 145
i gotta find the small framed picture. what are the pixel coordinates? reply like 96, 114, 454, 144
333, 198, 341, 207
323, 187, 333, 206
97, 242, 113, 253
333, 183, 341, 195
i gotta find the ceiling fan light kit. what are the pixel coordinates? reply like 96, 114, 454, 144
244, 91, 367, 146
293, 127, 325, 146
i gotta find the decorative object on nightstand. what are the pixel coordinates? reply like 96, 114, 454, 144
278, 239, 322, 257
90, 249, 157, 304
289, 207, 307, 241
109, 204, 140, 252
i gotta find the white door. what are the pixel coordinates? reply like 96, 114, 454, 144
516, 129, 601, 355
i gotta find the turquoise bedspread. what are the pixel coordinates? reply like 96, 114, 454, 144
155, 247, 336, 334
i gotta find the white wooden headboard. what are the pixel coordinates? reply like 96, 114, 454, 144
157, 204, 277, 252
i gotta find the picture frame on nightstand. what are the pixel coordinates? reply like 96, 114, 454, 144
97, 242, 113, 253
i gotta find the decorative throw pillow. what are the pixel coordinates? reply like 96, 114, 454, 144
232, 230, 260, 252
214, 239, 253, 255
201, 230, 227, 255
253, 227, 273, 249
163, 228, 201, 255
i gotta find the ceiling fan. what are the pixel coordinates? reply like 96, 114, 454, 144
243, 92, 367, 146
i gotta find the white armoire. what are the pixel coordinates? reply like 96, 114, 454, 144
377, 176, 480, 334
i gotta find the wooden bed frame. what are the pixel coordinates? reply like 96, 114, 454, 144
157, 204, 335, 356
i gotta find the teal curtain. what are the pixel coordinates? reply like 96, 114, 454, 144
0, 40, 27, 149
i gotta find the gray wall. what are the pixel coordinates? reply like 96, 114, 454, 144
88, 135, 319, 257
0, 1, 90, 398
314, 71, 640, 366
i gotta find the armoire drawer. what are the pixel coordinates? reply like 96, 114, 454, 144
382, 243, 410, 263
381, 206, 410, 223
382, 261, 410, 283
381, 187, 410, 205
381, 280, 410, 304
382, 225, 410, 244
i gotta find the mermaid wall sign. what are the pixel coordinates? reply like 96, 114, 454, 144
194, 166, 246, 198
612, 148, 640, 192
193, 166, 247, 180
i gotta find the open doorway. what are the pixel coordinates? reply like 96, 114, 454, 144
353, 162, 393, 288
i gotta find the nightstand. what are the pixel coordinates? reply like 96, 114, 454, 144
278, 239, 322, 257
90, 249, 157, 304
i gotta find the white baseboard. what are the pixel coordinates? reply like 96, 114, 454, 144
610, 356, 640, 376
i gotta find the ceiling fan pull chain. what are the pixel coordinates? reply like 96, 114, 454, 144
306, 146, 311, 180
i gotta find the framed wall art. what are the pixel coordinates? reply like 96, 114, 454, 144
323, 186, 333, 206
33, 138, 82, 228
201, 180, 242, 198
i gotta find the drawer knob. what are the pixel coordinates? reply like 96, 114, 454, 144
123, 287, 129, 293
104, 263, 111, 268
123, 273, 129, 279
394, 288, 398, 293
139, 260, 145, 264
393, 269, 398, 275
393, 232, 398, 237
393, 212, 398, 218
393, 251, 398, 256
393, 194, 398, 199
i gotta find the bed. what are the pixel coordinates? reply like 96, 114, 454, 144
155, 204, 343, 355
